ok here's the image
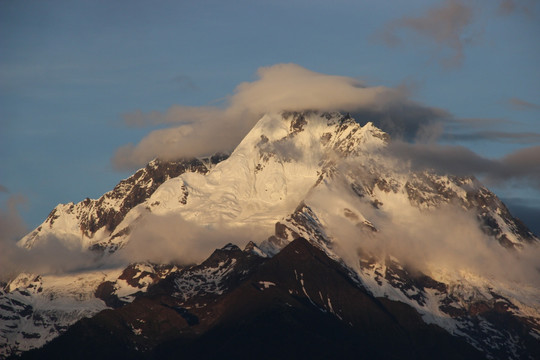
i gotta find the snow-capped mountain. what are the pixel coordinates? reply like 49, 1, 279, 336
2, 112, 539, 359
18, 153, 228, 252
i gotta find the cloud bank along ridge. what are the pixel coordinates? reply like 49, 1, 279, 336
114, 63, 540, 191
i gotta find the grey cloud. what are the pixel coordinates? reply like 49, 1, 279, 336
508, 97, 540, 111
500, 145, 540, 185
122, 109, 167, 128
378, 0, 474, 68
0, 184, 8, 193
352, 103, 449, 143
0, 195, 27, 243
497, 0, 538, 16
384, 142, 540, 189
390, 114, 540, 146
172, 75, 199, 91
385, 142, 494, 175
442, 131, 540, 144
0, 195, 29, 281
361, 205, 540, 287
499, 0, 519, 14
502, 197, 540, 236
450, 117, 518, 127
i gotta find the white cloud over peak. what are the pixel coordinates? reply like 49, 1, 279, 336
113, 64, 444, 169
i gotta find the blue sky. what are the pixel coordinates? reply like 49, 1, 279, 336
1, 0, 539, 234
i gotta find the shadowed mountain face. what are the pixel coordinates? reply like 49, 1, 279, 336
20, 238, 486, 360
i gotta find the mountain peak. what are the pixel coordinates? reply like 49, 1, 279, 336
4, 110, 540, 359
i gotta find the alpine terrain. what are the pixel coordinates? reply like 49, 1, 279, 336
2, 112, 539, 359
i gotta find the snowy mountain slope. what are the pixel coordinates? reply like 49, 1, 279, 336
0, 271, 113, 357
18, 154, 228, 252
4, 111, 539, 359
0, 263, 179, 358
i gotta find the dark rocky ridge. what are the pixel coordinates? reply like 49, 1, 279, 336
19, 239, 488, 360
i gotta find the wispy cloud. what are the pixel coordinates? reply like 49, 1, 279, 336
0, 194, 29, 281
443, 131, 540, 144
377, 0, 474, 68
172, 74, 199, 91
0, 194, 27, 241
497, 0, 538, 17
508, 97, 540, 111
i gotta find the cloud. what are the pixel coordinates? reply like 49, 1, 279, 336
352, 106, 449, 143
0, 194, 29, 281
172, 74, 199, 91
508, 97, 540, 111
497, 0, 538, 17
0, 234, 104, 282
442, 131, 540, 144
112, 213, 271, 265
377, 0, 474, 68
498, 0, 520, 14
0, 194, 28, 244
113, 64, 446, 169
308, 172, 540, 288
113, 63, 538, 195
451, 117, 515, 127
0, 206, 269, 280
0, 184, 8, 193
500, 145, 540, 185
346, 203, 540, 287
0, 196, 109, 281
0, 198, 264, 279
384, 142, 540, 189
